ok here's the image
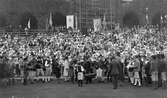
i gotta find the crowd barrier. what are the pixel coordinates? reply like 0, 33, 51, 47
0, 74, 113, 88
0, 30, 61, 37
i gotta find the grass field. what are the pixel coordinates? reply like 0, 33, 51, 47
0, 82, 167, 98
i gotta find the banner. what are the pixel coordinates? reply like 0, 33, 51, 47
93, 19, 102, 32
66, 15, 74, 29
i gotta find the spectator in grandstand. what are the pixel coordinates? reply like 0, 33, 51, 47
2, 24, 167, 88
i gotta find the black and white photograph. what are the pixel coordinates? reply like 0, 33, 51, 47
0, 0, 167, 98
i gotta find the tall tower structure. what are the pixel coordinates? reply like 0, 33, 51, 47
71, 0, 116, 32
72, 0, 93, 32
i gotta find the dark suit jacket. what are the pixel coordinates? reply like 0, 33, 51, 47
158, 59, 166, 72
110, 59, 121, 75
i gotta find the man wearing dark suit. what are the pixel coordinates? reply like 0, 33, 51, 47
110, 56, 121, 89
84, 60, 93, 84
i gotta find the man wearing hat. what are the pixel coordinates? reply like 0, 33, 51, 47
109, 55, 121, 89
150, 55, 159, 89
76, 60, 84, 87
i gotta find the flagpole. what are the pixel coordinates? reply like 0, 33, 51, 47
103, 13, 107, 32
110, 8, 112, 31
75, 14, 78, 31
49, 12, 53, 31
46, 18, 49, 31
146, 7, 149, 25
28, 18, 31, 29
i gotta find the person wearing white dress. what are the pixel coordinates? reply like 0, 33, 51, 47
63, 58, 69, 81
127, 60, 135, 85
133, 57, 141, 87
96, 67, 103, 82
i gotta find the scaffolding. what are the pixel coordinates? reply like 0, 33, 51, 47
72, 0, 114, 32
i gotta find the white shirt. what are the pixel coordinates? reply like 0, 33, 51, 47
96, 68, 103, 77
63, 60, 69, 77
45, 60, 50, 67
78, 72, 84, 80
64, 60, 69, 69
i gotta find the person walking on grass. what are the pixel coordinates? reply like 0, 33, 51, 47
159, 54, 167, 89
150, 55, 159, 89
133, 56, 141, 87
77, 62, 84, 87
110, 56, 121, 89
127, 59, 135, 85
63, 57, 69, 82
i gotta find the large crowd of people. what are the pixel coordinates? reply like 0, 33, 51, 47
0, 25, 167, 89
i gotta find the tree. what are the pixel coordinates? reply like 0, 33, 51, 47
152, 13, 162, 26
123, 11, 140, 28
52, 12, 66, 26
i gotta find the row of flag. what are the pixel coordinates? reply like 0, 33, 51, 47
26, 12, 53, 29
26, 0, 127, 30
28, 13, 78, 30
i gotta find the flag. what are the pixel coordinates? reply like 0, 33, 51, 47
49, 12, 53, 27
66, 15, 74, 29
93, 18, 102, 32
161, 15, 163, 24
28, 18, 31, 29
145, 8, 149, 24
146, 14, 149, 24
103, 14, 107, 30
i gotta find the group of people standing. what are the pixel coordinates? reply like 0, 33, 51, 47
0, 25, 167, 89
127, 54, 167, 89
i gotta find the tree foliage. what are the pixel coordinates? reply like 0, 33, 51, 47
123, 11, 140, 27
52, 12, 66, 26
0, 15, 7, 27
